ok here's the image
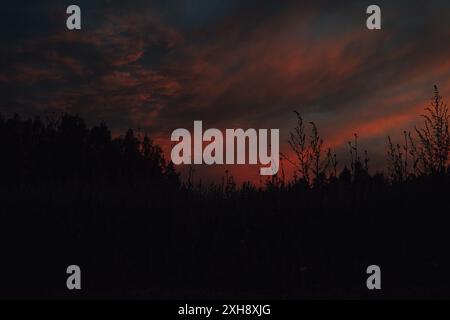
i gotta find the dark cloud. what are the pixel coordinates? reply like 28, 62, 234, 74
1, 0, 450, 182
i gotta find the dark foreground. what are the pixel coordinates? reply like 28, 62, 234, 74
1, 113, 449, 299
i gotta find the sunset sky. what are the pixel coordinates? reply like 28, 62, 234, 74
1, 0, 450, 183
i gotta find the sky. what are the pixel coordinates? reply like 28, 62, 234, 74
1, 0, 450, 184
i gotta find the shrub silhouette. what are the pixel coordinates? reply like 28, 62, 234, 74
415, 85, 450, 175
283, 111, 330, 186
388, 86, 450, 180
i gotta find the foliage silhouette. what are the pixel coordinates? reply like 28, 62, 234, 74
0, 86, 449, 299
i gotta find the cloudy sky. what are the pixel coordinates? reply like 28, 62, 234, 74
1, 0, 450, 183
